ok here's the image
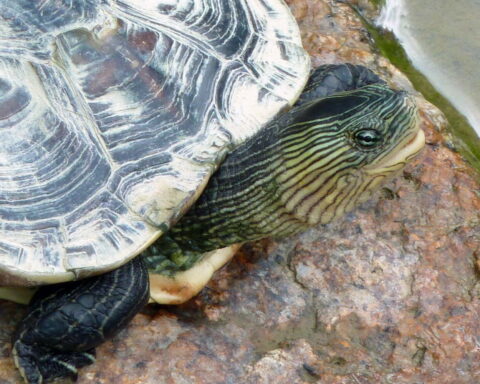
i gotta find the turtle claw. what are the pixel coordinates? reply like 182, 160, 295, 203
11, 258, 148, 383
13, 340, 95, 383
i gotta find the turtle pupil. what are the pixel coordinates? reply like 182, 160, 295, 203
354, 129, 382, 148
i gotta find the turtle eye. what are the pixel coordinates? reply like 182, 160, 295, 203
353, 129, 383, 149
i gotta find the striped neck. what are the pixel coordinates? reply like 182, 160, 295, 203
273, 123, 358, 226
167, 124, 312, 253
168, 83, 419, 253
235, 121, 355, 232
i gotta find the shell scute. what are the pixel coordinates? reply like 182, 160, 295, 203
0, 0, 309, 283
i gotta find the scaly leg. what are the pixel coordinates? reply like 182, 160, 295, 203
12, 257, 149, 384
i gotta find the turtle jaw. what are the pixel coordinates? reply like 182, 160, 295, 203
363, 122, 425, 176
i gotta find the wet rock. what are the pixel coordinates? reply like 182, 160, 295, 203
1, 1, 480, 383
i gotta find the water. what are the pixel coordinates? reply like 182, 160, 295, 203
378, 0, 480, 138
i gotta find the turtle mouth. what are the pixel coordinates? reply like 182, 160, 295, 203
364, 126, 425, 175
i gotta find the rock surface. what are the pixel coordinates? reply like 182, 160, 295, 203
1, 1, 480, 383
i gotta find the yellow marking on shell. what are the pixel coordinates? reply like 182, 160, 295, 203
0, 287, 36, 304
148, 245, 240, 305
92, 15, 119, 40
0, 266, 76, 287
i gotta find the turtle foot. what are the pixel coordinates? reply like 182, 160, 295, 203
13, 340, 95, 383
11, 258, 149, 383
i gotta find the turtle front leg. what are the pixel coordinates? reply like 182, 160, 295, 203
12, 257, 149, 384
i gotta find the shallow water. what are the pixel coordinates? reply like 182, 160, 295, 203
378, 0, 480, 138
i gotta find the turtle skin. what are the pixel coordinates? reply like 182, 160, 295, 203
12, 258, 149, 383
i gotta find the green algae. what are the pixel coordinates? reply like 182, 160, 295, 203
369, 0, 385, 9
357, 5, 480, 175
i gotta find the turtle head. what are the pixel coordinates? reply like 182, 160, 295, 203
277, 83, 424, 225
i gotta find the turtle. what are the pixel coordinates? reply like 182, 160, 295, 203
0, 0, 425, 382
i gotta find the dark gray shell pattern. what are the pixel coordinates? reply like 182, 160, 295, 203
0, 0, 310, 285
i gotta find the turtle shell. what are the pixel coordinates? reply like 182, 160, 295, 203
0, 0, 309, 285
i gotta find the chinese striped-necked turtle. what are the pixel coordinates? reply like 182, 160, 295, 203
0, 0, 424, 382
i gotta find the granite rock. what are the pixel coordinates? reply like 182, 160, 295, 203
1, 1, 480, 383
